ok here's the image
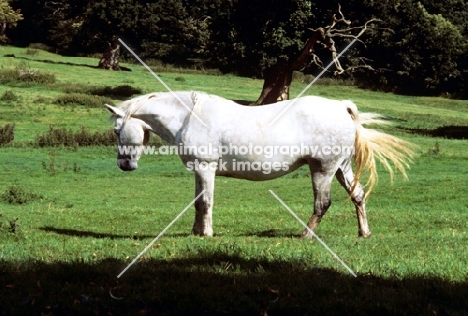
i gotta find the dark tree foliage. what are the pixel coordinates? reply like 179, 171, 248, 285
350, 0, 468, 97
206, 0, 314, 77
38, 0, 211, 65
7, 0, 44, 46
42, 0, 146, 56
137, 0, 211, 64
7, 0, 468, 98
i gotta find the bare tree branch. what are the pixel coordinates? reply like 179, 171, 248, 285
310, 13, 384, 76
45, 1, 68, 16
254, 4, 386, 105
327, 3, 351, 30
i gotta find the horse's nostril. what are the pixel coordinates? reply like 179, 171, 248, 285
117, 158, 137, 171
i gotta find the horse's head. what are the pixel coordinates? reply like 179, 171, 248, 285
105, 104, 150, 171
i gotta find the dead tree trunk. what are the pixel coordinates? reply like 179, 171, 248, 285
98, 36, 121, 70
254, 30, 325, 105
254, 6, 378, 105
1, 22, 6, 37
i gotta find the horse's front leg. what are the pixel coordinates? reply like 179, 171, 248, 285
192, 168, 216, 236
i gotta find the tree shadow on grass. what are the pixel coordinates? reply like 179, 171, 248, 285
40, 226, 192, 240
10, 56, 99, 69
9, 56, 132, 71
402, 125, 468, 140
40, 226, 156, 240
1, 251, 467, 315
233, 99, 255, 106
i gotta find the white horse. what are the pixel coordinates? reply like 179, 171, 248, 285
105, 91, 414, 237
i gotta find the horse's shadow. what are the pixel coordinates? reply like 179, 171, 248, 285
236, 229, 297, 238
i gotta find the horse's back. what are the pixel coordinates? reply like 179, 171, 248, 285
273, 96, 357, 141
198, 94, 357, 154
202, 94, 354, 128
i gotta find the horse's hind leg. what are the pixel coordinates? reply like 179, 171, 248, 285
193, 169, 215, 236
335, 165, 371, 238
302, 171, 333, 238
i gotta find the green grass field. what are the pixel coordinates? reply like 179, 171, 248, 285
0, 46, 467, 315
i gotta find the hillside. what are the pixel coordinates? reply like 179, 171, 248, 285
0, 46, 467, 315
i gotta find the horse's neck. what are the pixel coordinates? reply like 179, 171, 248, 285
139, 93, 195, 144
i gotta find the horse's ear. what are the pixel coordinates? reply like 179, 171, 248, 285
104, 104, 125, 118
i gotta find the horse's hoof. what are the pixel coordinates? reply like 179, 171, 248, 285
358, 230, 372, 238
300, 229, 314, 238
192, 228, 213, 237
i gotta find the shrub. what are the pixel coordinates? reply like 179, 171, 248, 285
291, 71, 305, 82
316, 77, 355, 86
72, 126, 116, 146
0, 214, 19, 234
34, 125, 165, 147
61, 83, 88, 94
0, 123, 14, 146
35, 126, 116, 147
24, 48, 39, 56
61, 84, 142, 99
41, 151, 82, 174
0, 90, 18, 102
28, 43, 52, 51
0, 185, 43, 205
0, 62, 55, 86
0, 35, 10, 45
88, 85, 142, 98
54, 93, 114, 108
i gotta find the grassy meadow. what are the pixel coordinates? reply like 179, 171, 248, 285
0, 46, 467, 315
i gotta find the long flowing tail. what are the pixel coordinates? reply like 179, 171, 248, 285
344, 101, 416, 199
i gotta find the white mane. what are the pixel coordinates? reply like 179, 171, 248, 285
118, 92, 159, 123
112, 91, 217, 123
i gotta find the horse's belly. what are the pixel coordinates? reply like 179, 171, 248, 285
215, 158, 305, 181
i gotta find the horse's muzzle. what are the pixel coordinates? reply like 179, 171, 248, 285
117, 158, 138, 171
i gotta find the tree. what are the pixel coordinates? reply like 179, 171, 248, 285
254, 5, 379, 105
98, 35, 120, 70
207, 0, 312, 77
206, 0, 468, 99
45, 0, 92, 55
44, 0, 143, 55
206, 0, 379, 104
352, 0, 468, 97
0, 0, 23, 44
45, 0, 210, 65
